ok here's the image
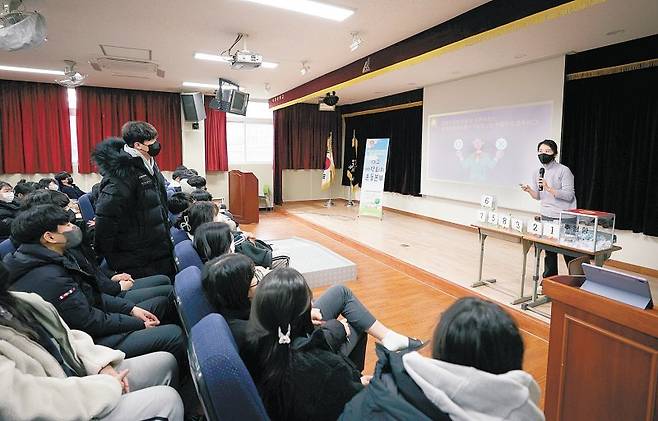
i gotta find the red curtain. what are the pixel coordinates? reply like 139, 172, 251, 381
0, 80, 72, 173
76, 86, 182, 173
273, 103, 342, 204
203, 96, 228, 171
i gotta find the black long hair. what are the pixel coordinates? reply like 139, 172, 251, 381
193, 222, 233, 262
177, 201, 217, 235
246, 268, 314, 418
202, 253, 254, 316
432, 297, 524, 375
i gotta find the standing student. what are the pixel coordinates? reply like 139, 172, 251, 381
92, 122, 176, 278
521, 139, 577, 278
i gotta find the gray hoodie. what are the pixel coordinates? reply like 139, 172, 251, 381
403, 352, 544, 421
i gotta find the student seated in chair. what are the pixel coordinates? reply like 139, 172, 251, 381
13, 180, 37, 204
0, 181, 21, 242
55, 171, 86, 200
0, 263, 184, 421
190, 188, 212, 202
241, 268, 422, 421
20, 191, 173, 304
340, 297, 544, 421
205, 257, 422, 369
167, 192, 192, 226
4, 205, 185, 363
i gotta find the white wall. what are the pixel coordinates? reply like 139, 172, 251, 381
421, 56, 565, 213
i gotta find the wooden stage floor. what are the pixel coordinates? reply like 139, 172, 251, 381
243, 206, 551, 408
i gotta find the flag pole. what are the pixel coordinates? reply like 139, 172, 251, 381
324, 131, 335, 208
346, 130, 357, 207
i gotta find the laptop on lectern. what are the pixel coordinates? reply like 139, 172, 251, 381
581, 263, 653, 309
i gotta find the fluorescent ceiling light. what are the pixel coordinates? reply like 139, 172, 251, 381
194, 53, 230, 62
242, 0, 354, 22
0, 65, 65, 75
194, 52, 278, 69
182, 81, 219, 89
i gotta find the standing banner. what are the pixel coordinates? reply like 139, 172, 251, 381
358, 138, 390, 218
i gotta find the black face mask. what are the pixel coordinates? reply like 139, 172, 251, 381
147, 140, 162, 157
62, 226, 83, 249
538, 153, 554, 165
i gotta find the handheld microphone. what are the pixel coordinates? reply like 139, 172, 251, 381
538, 168, 545, 191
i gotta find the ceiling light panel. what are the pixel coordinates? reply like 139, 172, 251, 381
0, 65, 64, 75
242, 0, 354, 22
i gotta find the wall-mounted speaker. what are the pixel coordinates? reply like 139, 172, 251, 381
181, 92, 207, 122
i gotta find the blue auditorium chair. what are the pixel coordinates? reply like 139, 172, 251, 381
174, 239, 203, 272
174, 266, 215, 332
78, 193, 95, 222
170, 226, 188, 245
0, 239, 16, 258
189, 314, 269, 421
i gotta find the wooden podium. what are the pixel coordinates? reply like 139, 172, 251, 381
543, 275, 658, 421
228, 170, 259, 224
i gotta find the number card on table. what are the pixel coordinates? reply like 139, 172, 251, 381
529, 220, 543, 236
487, 211, 498, 225
498, 214, 511, 229
480, 194, 495, 209
543, 221, 559, 239
477, 209, 488, 223
511, 218, 524, 233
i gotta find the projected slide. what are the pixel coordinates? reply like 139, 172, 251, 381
427, 102, 553, 186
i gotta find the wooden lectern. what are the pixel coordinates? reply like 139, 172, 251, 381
543, 275, 658, 421
228, 170, 259, 224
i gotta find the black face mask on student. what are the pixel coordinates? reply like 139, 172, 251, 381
538, 153, 554, 165
62, 226, 83, 249
147, 140, 162, 157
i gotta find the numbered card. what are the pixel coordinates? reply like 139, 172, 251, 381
543, 222, 559, 239
528, 220, 543, 236
480, 194, 495, 209
477, 209, 487, 223
487, 211, 498, 225
498, 214, 511, 229
511, 218, 524, 233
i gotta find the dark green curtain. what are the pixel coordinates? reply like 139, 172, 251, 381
342, 106, 422, 196
561, 67, 658, 236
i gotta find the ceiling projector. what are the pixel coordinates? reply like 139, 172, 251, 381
230, 50, 263, 70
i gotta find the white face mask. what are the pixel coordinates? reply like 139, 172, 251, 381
0, 192, 14, 203
48, 184, 59, 191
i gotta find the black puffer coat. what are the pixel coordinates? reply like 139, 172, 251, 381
4, 243, 144, 345
0, 200, 20, 242
92, 137, 175, 278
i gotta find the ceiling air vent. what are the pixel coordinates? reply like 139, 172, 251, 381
89, 57, 165, 78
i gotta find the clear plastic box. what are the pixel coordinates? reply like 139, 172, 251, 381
558, 209, 616, 252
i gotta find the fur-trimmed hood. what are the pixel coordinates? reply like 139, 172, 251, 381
91, 137, 142, 178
